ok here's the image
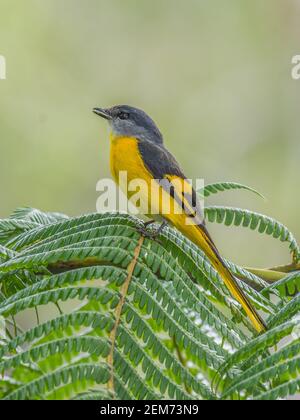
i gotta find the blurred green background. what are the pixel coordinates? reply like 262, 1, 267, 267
0, 0, 299, 268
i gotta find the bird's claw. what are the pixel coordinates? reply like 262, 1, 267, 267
137, 221, 168, 244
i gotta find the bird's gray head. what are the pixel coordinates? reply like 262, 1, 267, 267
93, 105, 163, 144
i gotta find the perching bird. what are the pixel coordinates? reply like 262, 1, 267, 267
93, 105, 267, 333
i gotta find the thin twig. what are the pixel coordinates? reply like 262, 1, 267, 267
34, 307, 40, 325
267, 262, 300, 274
107, 236, 144, 394
243, 267, 287, 283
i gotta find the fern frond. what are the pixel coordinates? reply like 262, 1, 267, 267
205, 206, 300, 261
73, 390, 114, 400
222, 339, 300, 399
263, 271, 300, 298
0, 311, 113, 357
3, 363, 110, 400
267, 294, 300, 328
10, 207, 68, 224
217, 320, 299, 379
200, 182, 265, 199
254, 377, 300, 400
0, 219, 40, 245
0, 207, 298, 400
0, 336, 110, 373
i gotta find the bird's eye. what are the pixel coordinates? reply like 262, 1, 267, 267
118, 112, 129, 120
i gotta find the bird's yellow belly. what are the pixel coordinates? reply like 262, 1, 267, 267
109, 135, 191, 225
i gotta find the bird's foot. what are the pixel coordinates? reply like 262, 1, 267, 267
137, 220, 168, 243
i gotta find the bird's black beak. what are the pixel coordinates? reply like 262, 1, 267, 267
93, 108, 112, 120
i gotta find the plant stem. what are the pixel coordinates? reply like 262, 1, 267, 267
107, 236, 144, 395
243, 267, 287, 283
242, 259, 300, 284
267, 262, 300, 274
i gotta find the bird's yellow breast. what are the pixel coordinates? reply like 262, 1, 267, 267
110, 135, 152, 184
110, 135, 156, 215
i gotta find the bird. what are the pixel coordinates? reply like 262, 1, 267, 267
93, 105, 267, 333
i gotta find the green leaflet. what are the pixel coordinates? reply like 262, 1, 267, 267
0, 206, 299, 401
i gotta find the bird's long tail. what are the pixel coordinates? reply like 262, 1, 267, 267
190, 224, 267, 333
